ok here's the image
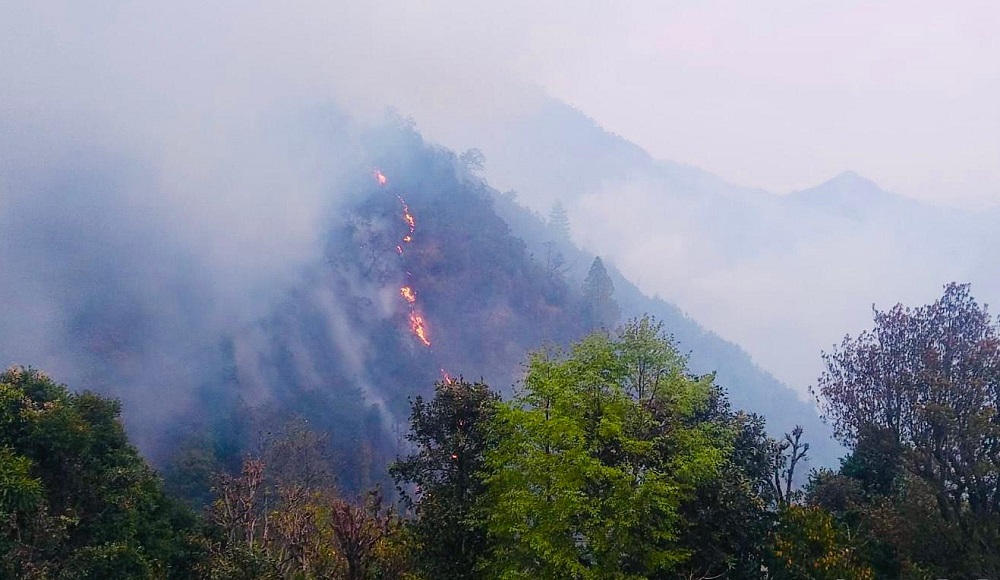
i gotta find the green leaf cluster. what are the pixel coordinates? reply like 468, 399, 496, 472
479, 318, 729, 579
0, 366, 201, 579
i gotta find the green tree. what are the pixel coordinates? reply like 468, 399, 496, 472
581, 257, 620, 331
480, 318, 728, 578
390, 379, 500, 580
674, 401, 779, 579
0, 366, 202, 579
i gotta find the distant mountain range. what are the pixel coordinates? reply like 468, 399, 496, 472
464, 98, 1000, 408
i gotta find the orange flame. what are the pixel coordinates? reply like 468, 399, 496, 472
398, 196, 416, 233
374, 169, 388, 186
409, 312, 431, 346
441, 368, 453, 384
391, 192, 433, 347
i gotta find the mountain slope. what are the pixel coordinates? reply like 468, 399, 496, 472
1, 112, 844, 488
489, 186, 840, 466
462, 97, 1000, 408
196, 118, 842, 481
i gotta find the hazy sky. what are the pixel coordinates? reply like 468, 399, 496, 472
527, 2, 1000, 206
5, 1, 996, 206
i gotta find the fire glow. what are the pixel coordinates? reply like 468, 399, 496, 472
373, 170, 454, 377
398, 198, 416, 239
409, 313, 431, 346
375, 174, 433, 348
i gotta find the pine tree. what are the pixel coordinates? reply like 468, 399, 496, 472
581, 257, 620, 330
548, 201, 571, 242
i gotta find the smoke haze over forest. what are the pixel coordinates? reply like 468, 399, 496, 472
2, 1, 998, 458
8, 4, 1000, 577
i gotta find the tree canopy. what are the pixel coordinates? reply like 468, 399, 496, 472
810, 283, 1000, 576
478, 318, 733, 578
390, 378, 500, 580
17, 282, 1000, 577
0, 366, 201, 579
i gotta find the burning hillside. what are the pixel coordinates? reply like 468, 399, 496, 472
168, 127, 590, 492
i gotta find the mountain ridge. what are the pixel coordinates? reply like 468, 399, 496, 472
0, 109, 845, 486
460, 96, 1000, 406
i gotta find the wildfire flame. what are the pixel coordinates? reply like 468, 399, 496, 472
409, 312, 431, 346
398, 196, 416, 234
374, 169, 388, 186
389, 190, 435, 348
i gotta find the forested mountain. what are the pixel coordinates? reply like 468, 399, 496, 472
3, 3, 995, 576
191, 117, 840, 486
0, 112, 839, 486
196, 123, 591, 490
462, 98, 1000, 397
488, 184, 839, 465
2, 103, 994, 579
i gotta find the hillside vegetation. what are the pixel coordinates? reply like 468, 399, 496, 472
7, 282, 1000, 577
6, 118, 985, 577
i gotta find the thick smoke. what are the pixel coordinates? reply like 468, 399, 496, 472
0, 109, 363, 451
4, 1, 993, 461
572, 174, 1000, 395
1, 2, 403, 451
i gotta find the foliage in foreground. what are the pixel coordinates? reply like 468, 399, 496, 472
14, 282, 1000, 578
809, 282, 1000, 577
393, 317, 800, 579
0, 366, 202, 579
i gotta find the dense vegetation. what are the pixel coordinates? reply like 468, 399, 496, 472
0, 367, 201, 579
807, 283, 1000, 577
3, 119, 996, 577
7, 282, 1000, 577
